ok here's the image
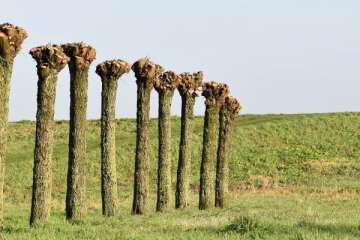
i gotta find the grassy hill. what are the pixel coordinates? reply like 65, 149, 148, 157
3, 112, 360, 239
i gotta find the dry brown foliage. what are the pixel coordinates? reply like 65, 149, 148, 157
131, 58, 164, 84
154, 71, 180, 92
29, 45, 69, 72
177, 71, 203, 97
61, 42, 96, 70
0, 23, 27, 60
96, 59, 130, 79
201, 81, 230, 107
223, 96, 241, 116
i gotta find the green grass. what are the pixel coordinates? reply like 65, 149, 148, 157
2, 112, 360, 239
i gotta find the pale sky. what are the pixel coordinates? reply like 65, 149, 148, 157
2, 0, 359, 121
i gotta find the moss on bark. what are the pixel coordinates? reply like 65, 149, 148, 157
154, 71, 179, 212
175, 72, 203, 209
199, 82, 229, 210
215, 96, 241, 208
62, 43, 96, 221
96, 60, 130, 216
29, 45, 69, 226
0, 23, 27, 229
132, 58, 164, 215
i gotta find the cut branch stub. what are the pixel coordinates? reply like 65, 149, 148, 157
96, 59, 131, 80
201, 81, 230, 108
0, 23, 27, 61
177, 71, 203, 97
154, 71, 180, 93
223, 96, 241, 118
61, 42, 96, 70
131, 58, 164, 86
29, 45, 69, 76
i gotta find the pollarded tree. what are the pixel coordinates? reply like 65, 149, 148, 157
175, 71, 203, 209
96, 59, 130, 216
132, 58, 164, 215
199, 81, 229, 210
215, 96, 241, 208
29, 45, 69, 226
154, 71, 180, 212
62, 42, 96, 220
0, 23, 27, 229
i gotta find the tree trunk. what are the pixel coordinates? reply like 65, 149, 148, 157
175, 72, 202, 209
215, 97, 240, 208
199, 81, 229, 210
156, 91, 174, 212
100, 77, 118, 216
66, 68, 89, 220
0, 60, 12, 228
132, 80, 152, 214
97, 60, 130, 217
0, 23, 27, 229
132, 58, 163, 215
30, 69, 58, 225
199, 105, 219, 209
63, 43, 95, 221
175, 95, 195, 209
29, 45, 68, 226
215, 110, 233, 208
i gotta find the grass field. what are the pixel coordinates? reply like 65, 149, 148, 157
2, 112, 360, 239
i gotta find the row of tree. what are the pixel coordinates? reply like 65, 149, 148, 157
0, 23, 240, 228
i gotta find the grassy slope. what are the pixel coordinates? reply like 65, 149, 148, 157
2, 112, 360, 239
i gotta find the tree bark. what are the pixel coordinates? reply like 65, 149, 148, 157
199, 81, 229, 210
31, 70, 57, 225
156, 91, 173, 211
0, 23, 27, 229
66, 66, 88, 220
96, 60, 130, 216
132, 58, 163, 215
175, 72, 202, 209
101, 76, 118, 216
0, 60, 12, 229
175, 95, 195, 208
215, 96, 240, 208
132, 81, 151, 214
154, 71, 178, 212
29, 45, 69, 226
63, 43, 96, 220
199, 105, 219, 209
